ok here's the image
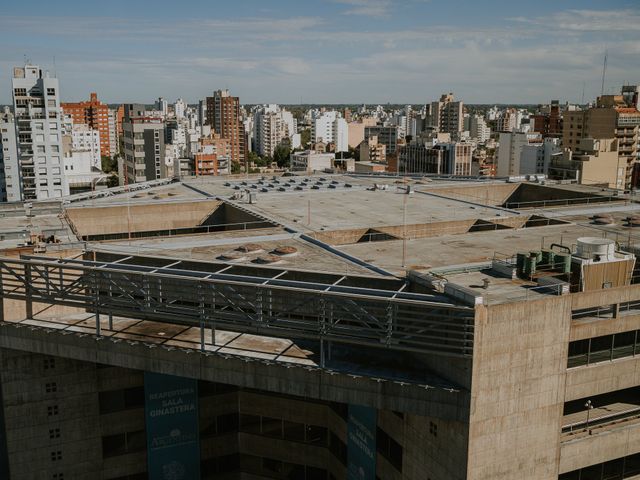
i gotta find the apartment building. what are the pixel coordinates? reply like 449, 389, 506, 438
206, 90, 246, 165
563, 92, 640, 188
399, 141, 473, 175
122, 104, 166, 185
429, 93, 464, 135
0, 109, 20, 202
253, 105, 296, 157
549, 137, 623, 189
532, 100, 563, 138
11, 64, 67, 200
61, 93, 112, 158
359, 135, 386, 163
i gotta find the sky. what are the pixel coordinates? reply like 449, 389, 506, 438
0, 0, 638, 105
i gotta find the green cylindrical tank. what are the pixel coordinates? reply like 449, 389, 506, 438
524, 253, 538, 275
516, 253, 526, 275
555, 253, 571, 274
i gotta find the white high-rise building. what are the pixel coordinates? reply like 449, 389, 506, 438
311, 111, 348, 152
108, 109, 118, 158
0, 108, 20, 202
496, 131, 545, 177
253, 105, 299, 157
174, 99, 186, 120
12, 64, 68, 200
469, 115, 491, 143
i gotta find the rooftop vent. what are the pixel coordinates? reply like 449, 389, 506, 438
217, 252, 247, 262
271, 246, 298, 256
626, 215, 640, 227
253, 255, 282, 265
236, 243, 263, 253
591, 214, 614, 225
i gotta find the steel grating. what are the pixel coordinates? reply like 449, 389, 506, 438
0, 253, 475, 358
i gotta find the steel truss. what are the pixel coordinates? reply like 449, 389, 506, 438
0, 253, 474, 359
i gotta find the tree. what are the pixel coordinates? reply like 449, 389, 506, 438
106, 173, 119, 188
273, 145, 291, 168
300, 128, 311, 148
101, 155, 118, 173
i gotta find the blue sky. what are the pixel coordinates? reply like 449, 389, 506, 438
0, 0, 638, 104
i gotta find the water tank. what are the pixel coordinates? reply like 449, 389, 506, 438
576, 237, 615, 259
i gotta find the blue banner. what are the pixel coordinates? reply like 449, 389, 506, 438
347, 404, 377, 480
144, 372, 200, 480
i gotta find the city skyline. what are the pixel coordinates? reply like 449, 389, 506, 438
0, 0, 638, 105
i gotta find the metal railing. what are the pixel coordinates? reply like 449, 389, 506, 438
562, 406, 640, 434
0, 255, 475, 360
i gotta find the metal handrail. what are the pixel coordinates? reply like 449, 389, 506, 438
562, 406, 640, 434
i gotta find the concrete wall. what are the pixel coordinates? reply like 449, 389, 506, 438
0, 321, 469, 422
65, 200, 221, 236
559, 421, 640, 473
422, 183, 518, 207
466, 296, 572, 480
565, 355, 640, 401
0, 350, 104, 479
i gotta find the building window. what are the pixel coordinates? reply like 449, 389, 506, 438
50, 450, 62, 461
377, 427, 403, 472
49, 428, 61, 439
52, 474, 64, 480
43, 358, 55, 370
45, 382, 57, 393
47, 405, 59, 417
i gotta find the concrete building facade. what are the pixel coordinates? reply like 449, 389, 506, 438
0, 176, 639, 479
61, 93, 112, 158
122, 104, 166, 185
206, 90, 246, 166
0, 109, 20, 202
11, 64, 68, 200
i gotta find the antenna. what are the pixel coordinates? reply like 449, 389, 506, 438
581, 81, 585, 105
600, 49, 608, 97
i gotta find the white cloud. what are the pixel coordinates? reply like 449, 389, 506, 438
335, 0, 392, 17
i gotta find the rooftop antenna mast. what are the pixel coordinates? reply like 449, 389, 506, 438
581, 81, 585, 105
600, 49, 608, 98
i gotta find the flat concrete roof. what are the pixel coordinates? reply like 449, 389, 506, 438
90, 229, 379, 276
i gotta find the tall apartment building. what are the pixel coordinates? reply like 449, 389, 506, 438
467, 115, 491, 143
206, 90, 246, 165
122, 104, 166, 185
549, 137, 623, 189
496, 108, 519, 133
253, 105, 296, 157
429, 93, 464, 135
399, 141, 473, 175
519, 137, 562, 176
0, 109, 20, 202
107, 109, 118, 157
61, 92, 112, 158
532, 100, 563, 138
311, 111, 348, 153
174, 98, 186, 120
496, 131, 544, 177
11, 64, 68, 201
563, 94, 640, 188
622, 85, 640, 110
364, 125, 399, 155
156, 97, 168, 117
